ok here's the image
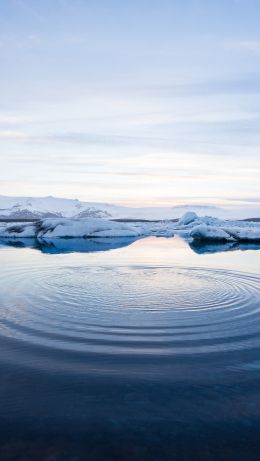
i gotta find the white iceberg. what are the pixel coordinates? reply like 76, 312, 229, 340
0, 223, 36, 238
177, 211, 198, 226
190, 222, 260, 243
0, 218, 140, 239
190, 224, 236, 242
0, 212, 260, 243
224, 227, 260, 242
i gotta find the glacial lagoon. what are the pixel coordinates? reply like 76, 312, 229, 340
0, 236, 260, 460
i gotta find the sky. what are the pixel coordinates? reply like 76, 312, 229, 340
0, 0, 260, 207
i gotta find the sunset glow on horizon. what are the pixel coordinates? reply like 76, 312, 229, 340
1, 0, 260, 206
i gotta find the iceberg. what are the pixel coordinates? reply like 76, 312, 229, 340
0, 218, 140, 239
190, 224, 236, 242
36, 218, 140, 238
190, 222, 260, 243
0, 223, 36, 238
0, 213, 260, 243
177, 211, 198, 226
224, 227, 260, 243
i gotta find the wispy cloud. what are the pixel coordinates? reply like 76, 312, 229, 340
0, 0, 260, 204
0, 130, 28, 139
227, 40, 260, 55
0, 114, 32, 124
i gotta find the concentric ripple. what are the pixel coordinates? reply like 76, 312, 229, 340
0, 264, 260, 359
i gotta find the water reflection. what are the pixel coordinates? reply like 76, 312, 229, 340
189, 240, 260, 254
1, 236, 260, 255
189, 240, 238, 254
0, 237, 260, 460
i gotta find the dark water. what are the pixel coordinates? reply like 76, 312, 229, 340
0, 237, 260, 461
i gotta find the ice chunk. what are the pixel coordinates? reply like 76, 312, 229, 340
190, 224, 235, 242
0, 223, 36, 238
0, 218, 140, 239
224, 227, 260, 242
37, 218, 139, 238
178, 211, 198, 226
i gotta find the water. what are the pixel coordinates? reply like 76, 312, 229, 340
0, 237, 260, 460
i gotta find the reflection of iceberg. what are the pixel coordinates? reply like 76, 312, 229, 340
189, 240, 260, 254
0, 237, 139, 254
38, 237, 139, 254
1, 236, 260, 255
0, 238, 37, 250
239, 243, 260, 252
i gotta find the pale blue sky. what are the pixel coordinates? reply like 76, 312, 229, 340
1, 0, 260, 206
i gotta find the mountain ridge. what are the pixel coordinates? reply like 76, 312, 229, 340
0, 195, 259, 220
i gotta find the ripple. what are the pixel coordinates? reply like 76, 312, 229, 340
0, 265, 260, 359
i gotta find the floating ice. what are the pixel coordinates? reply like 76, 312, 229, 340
178, 211, 198, 226
0, 218, 140, 239
190, 224, 235, 242
0, 213, 260, 242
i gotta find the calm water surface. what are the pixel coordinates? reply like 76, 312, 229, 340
0, 237, 260, 460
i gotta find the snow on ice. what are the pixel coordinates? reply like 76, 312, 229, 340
0, 213, 260, 243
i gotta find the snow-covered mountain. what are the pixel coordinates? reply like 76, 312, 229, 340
0, 196, 114, 220
0, 195, 259, 220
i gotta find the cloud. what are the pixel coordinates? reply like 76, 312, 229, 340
227, 197, 260, 203
0, 114, 33, 124
146, 76, 260, 97
0, 130, 28, 139
227, 40, 260, 55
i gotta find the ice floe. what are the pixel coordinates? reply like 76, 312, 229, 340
189, 222, 260, 243
0, 218, 140, 239
177, 211, 198, 226
190, 224, 236, 242
0, 213, 260, 243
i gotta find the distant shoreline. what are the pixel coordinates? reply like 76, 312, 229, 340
0, 217, 260, 223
